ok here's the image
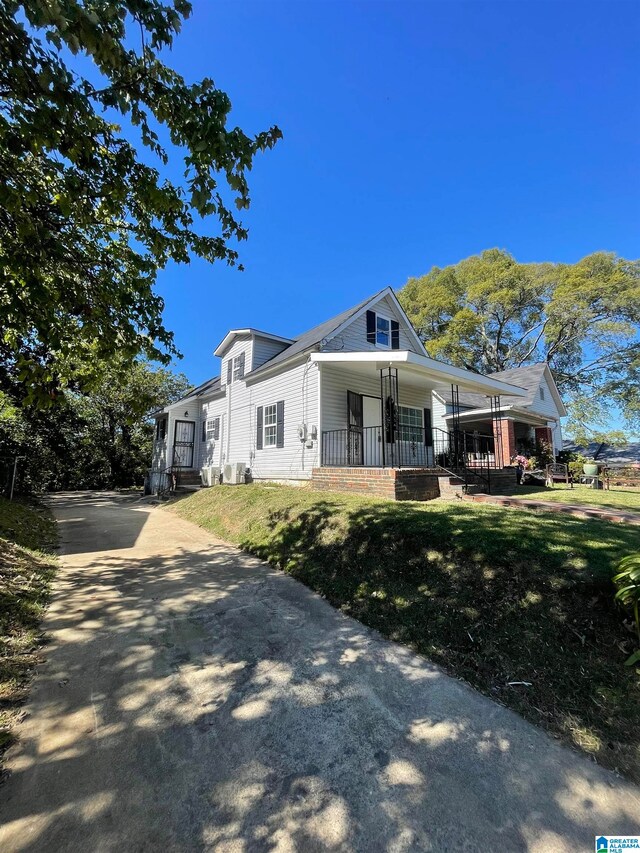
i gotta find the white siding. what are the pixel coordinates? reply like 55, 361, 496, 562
252, 336, 289, 370
431, 393, 448, 434
321, 365, 432, 431
526, 373, 563, 420
224, 359, 320, 481
321, 295, 422, 355
196, 396, 227, 470
220, 335, 253, 387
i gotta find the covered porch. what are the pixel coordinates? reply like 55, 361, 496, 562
312, 351, 526, 475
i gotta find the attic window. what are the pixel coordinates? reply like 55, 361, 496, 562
376, 315, 390, 347
539, 387, 545, 401
366, 310, 400, 349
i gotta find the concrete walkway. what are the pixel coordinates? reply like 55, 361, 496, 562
1, 492, 639, 852
466, 492, 640, 524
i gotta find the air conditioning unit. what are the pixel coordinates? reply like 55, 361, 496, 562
223, 463, 246, 485
200, 466, 221, 487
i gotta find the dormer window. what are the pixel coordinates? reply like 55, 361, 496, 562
366, 309, 400, 349
233, 352, 245, 380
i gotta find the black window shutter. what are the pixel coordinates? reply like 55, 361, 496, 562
423, 408, 433, 446
227, 359, 232, 384
276, 400, 285, 448
256, 406, 263, 449
202, 420, 206, 441
238, 351, 245, 378
391, 320, 400, 349
213, 417, 220, 440
366, 310, 376, 344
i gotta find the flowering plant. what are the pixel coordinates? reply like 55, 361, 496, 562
514, 455, 528, 467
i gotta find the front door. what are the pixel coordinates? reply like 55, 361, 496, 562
362, 395, 383, 466
173, 420, 195, 468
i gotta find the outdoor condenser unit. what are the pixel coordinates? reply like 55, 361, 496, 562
223, 463, 246, 485
200, 466, 221, 487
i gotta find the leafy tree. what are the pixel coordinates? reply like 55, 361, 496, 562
0, 1, 281, 404
399, 250, 640, 439
0, 360, 190, 492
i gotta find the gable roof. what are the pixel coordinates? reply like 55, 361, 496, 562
153, 375, 223, 416
437, 362, 566, 416
247, 288, 393, 378
213, 328, 293, 358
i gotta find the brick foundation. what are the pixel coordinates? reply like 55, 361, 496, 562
311, 467, 440, 501
312, 466, 518, 501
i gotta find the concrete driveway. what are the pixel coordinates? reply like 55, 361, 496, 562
1, 492, 639, 852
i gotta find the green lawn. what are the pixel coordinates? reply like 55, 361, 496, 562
518, 484, 640, 512
171, 483, 640, 783
0, 497, 57, 755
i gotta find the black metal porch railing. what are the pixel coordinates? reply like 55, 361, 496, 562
321, 426, 499, 488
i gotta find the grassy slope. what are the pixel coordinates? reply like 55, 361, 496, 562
518, 484, 640, 512
171, 484, 640, 782
0, 497, 57, 754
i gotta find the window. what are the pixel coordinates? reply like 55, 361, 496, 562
233, 352, 245, 380
156, 418, 167, 440
366, 309, 399, 349
398, 406, 422, 442
539, 387, 545, 401
206, 418, 219, 440
256, 401, 284, 449
376, 315, 390, 347
263, 404, 277, 447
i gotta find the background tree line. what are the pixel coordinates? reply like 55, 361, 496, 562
399, 249, 640, 444
0, 360, 190, 493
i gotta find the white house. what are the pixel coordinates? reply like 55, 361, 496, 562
150, 288, 565, 498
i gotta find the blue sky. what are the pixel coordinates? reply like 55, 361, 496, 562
150, 1, 639, 386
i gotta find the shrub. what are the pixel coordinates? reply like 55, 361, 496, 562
612, 553, 640, 666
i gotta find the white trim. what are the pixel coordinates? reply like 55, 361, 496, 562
309, 350, 528, 397
443, 407, 556, 426
374, 311, 392, 349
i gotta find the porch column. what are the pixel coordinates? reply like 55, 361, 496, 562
450, 383, 462, 466
534, 426, 553, 448
380, 366, 399, 467
493, 417, 517, 467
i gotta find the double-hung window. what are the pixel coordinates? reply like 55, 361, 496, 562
398, 406, 422, 442
263, 404, 277, 447
233, 352, 245, 380
206, 418, 218, 440
376, 315, 391, 348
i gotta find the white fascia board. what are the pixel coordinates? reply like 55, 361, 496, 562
443, 406, 554, 425
309, 351, 528, 397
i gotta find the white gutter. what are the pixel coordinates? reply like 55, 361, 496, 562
309, 351, 527, 398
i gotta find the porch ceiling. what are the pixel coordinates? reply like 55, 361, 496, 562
311, 351, 527, 398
